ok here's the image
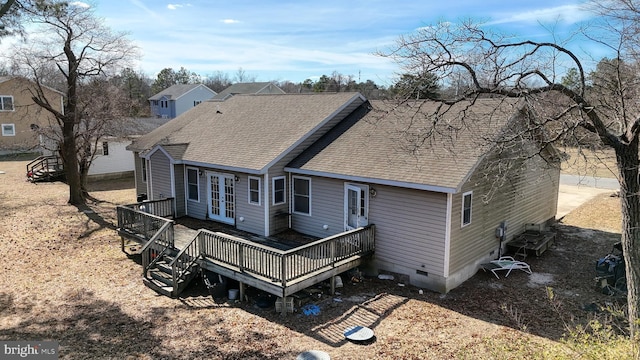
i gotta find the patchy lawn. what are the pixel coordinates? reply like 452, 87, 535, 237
0, 160, 628, 359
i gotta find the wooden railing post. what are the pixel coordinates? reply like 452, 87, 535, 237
330, 238, 336, 267
238, 243, 244, 272
281, 255, 287, 287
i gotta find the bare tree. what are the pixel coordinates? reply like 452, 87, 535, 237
380, 13, 640, 346
12, 0, 137, 205
233, 67, 255, 83
0, 0, 22, 39
203, 71, 232, 93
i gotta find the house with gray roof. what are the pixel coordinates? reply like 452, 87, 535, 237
211, 82, 285, 101
148, 84, 217, 119
126, 93, 560, 293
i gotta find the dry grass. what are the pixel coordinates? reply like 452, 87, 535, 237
560, 147, 618, 179
0, 160, 630, 359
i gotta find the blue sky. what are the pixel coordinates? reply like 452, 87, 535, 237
78, 1, 604, 84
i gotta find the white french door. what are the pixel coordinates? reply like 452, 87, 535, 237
208, 173, 235, 224
345, 183, 369, 230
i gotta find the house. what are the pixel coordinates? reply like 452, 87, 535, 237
0, 76, 64, 155
86, 117, 172, 180
148, 84, 217, 119
126, 93, 560, 293
211, 82, 285, 101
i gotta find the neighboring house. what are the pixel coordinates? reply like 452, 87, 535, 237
148, 84, 217, 119
211, 82, 285, 101
127, 93, 560, 293
85, 117, 171, 180
0, 76, 64, 155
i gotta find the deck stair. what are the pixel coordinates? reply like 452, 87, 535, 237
143, 252, 200, 297
26, 155, 64, 182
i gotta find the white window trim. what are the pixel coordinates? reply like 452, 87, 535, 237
248, 176, 262, 206
0, 96, 14, 111
292, 176, 312, 216
1, 123, 15, 136
186, 167, 200, 202
461, 191, 473, 227
272, 176, 286, 205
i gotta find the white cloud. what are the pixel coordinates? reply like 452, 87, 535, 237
488, 5, 593, 26
167, 4, 183, 10
70, 1, 90, 8
221, 19, 240, 24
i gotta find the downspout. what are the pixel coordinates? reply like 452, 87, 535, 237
443, 193, 452, 278
264, 173, 270, 237
288, 172, 292, 229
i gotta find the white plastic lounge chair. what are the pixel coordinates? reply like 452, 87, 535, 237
482, 256, 532, 279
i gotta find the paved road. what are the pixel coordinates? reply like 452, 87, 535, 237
560, 174, 619, 190
557, 175, 618, 218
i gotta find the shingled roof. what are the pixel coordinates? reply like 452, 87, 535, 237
128, 92, 366, 172
148, 84, 214, 101
286, 98, 526, 193
211, 82, 285, 100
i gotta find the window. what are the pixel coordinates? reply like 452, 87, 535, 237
272, 176, 286, 205
141, 159, 147, 183
0, 96, 14, 111
187, 168, 199, 201
462, 191, 472, 226
1, 123, 15, 136
102, 142, 109, 156
293, 176, 311, 215
248, 177, 261, 205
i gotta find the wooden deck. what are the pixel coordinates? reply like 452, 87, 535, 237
116, 198, 375, 307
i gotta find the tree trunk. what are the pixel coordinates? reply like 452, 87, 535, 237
62, 119, 84, 205
614, 141, 640, 351
79, 157, 89, 195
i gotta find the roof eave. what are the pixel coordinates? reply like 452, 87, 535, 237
284, 167, 458, 194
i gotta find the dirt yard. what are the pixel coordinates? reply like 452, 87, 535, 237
0, 159, 627, 359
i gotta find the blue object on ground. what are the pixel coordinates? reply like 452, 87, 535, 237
302, 304, 320, 316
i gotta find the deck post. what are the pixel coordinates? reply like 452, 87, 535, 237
239, 282, 245, 302
330, 276, 335, 295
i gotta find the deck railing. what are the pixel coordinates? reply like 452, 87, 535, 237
116, 199, 173, 242
199, 225, 375, 286
26, 155, 63, 181
141, 221, 175, 277
123, 197, 175, 219
170, 233, 200, 286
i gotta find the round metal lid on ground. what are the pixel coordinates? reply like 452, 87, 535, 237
296, 350, 330, 360
343, 325, 374, 341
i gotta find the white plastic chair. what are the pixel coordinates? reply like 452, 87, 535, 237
482, 256, 532, 278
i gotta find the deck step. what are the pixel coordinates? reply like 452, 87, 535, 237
142, 277, 173, 297
143, 254, 199, 298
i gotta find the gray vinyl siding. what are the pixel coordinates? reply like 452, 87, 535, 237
235, 173, 265, 235
180, 170, 266, 234
290, 176, 449, 276
174, 164, 186, 217
369, 186, 448, 276
174, 86, 215, 117
149, 150, 172, 200
291, 176, 346, 238
448, 154, 560, 274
